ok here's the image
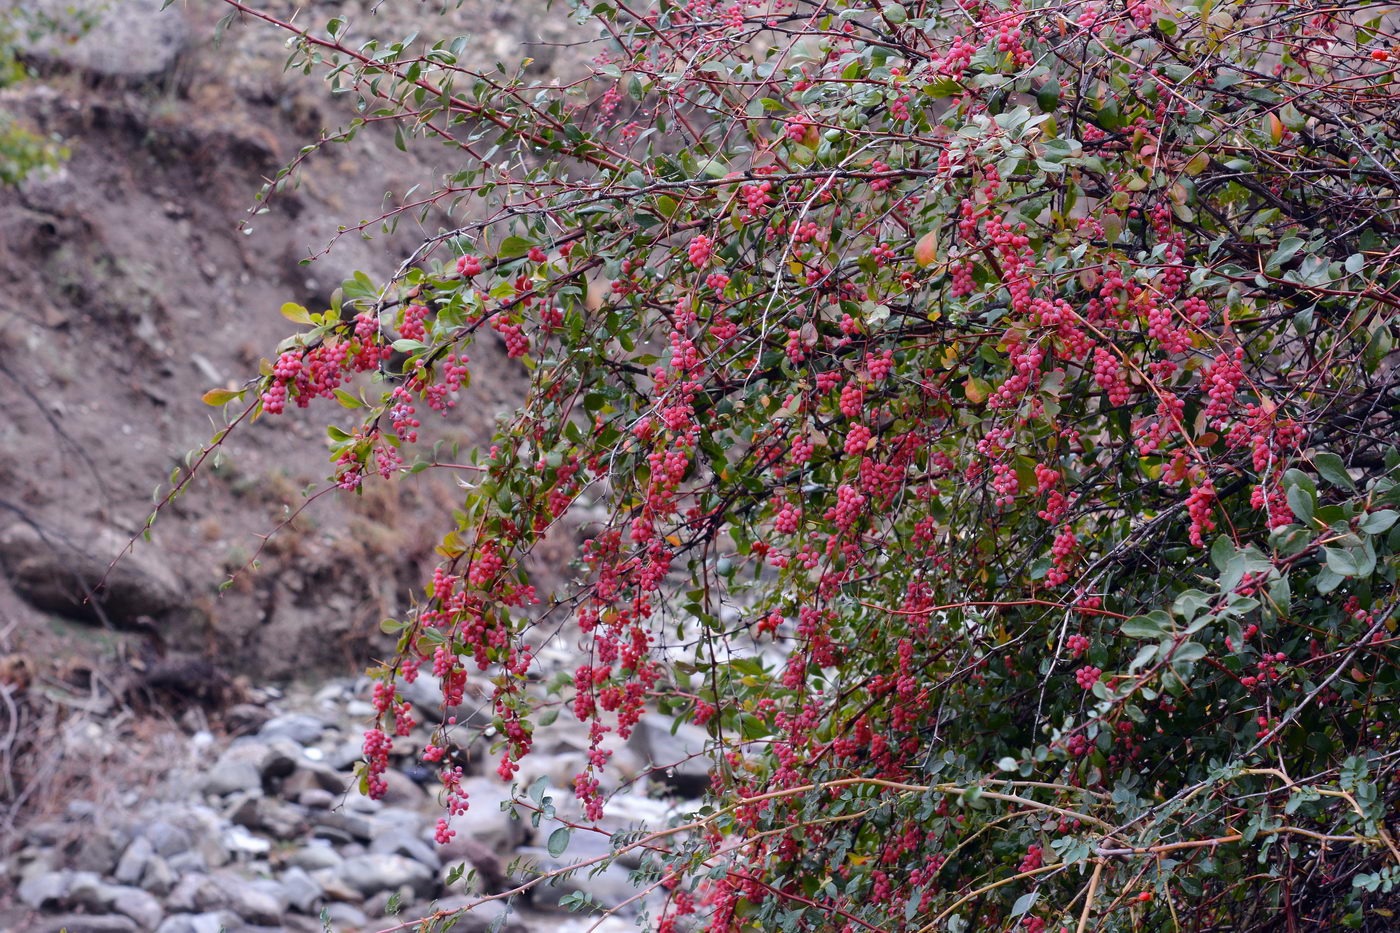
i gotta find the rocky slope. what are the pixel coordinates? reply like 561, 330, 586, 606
0, 0, 631, 913
2, 674, 709, 932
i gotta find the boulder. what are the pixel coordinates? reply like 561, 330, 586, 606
626, 712, 712, 796
335, 853, 437, 900
17, 0, 190, 84
0, 523, 183, 627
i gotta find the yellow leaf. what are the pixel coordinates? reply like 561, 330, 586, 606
280, 302, 313, 324
914, 230, 939, 267
202, 387, 242, 406
1268, 113, 1284, 146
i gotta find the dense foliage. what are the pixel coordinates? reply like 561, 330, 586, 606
0, 11, 70, 187
191, 0, 1400, 929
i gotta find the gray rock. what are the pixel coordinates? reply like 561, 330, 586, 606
437, 836, 505, 893
282, 762, 348, 796
144, 820, 194, 857
284, 843, 343, 872
73, 828, 130, 874
203, 756, 264, 797
517, 846, 640, 914
114, 836, 154, 885
380, 769, 429, 808
141, 856, 177, 895
222, 824, 272, 857
155, 911, 243, 933
297, 788, 335, 809
430, 778, 529, 855
165, 873, 213, 913
626, 712, 711, 795
323, 902, 369, 929
308, 867, 364, 904
277, 866, 324, 913
311, 810, 376, 843
18, 0, 190, 84
336, 853, 437, 899
369, 830, 441, 871
430, 898, 528, 933
223, 703, 274, 734
19, 869, 72, 909
26, 820, 67, 846
209, 872, 287, 925
228, 793, 306, 840
259, 713, 327, 744
29, 915, 138, 933
110, 885, 165, 929
253, 736, 303, 779
65, 871, 108, 911
165, 852, 209, 876
0, 523, 184, 627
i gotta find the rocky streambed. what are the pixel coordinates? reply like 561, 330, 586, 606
2, 676, 713, 932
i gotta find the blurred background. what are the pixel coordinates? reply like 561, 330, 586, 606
0, 2, 679, 930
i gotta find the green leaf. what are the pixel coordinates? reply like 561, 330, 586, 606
1173, 642, 1207, 663
1359, 510, 1397, 534
498, 235, 532, 258
1122, 611, 1171, 639
202, 387, 243, 406
1313, 453, 1355, 490
1172, 589, 1210, 620
1210, 536, 1237, 572
333, 389, 364, 409
548, 826, 571, 857
1010, 891, 1039, 918
1267, 237, 1305, 270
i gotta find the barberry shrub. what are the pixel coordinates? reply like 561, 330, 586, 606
190, 0, 1400, 929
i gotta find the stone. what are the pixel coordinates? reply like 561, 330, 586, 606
18, 869, 72, 909
109, 885, 165, 928
73, 827, 130, 874
323, 902, 369, 929
18, 0, 190, 84
277, 866, 324, 913
430, 897, 527, 933
437, 836, 505, 893
223, 703, 274, 734
282, 762, 348, 795
310, 810, 375, 843
0, 523, 184, 627
141, 856, 177, 896
155, 912, 242, 933
516, 847, 640, 914
626, 712, 712, 796
283, 843, 343, 872
228, 793, 306, 840
30, 915, 138, 933
114, 836, 154, 885
203, 748, 266, 797
297, 788, 335, 809
209, 872, 287, 925
380, 769, 429, 808
369, 830, 441, 871
64, 870, 107, 911
259, 712, 327, 744
165, 873, 213, 914
308, 868, 364, 904
254, 736, 304, 779
335, 853, 437, 899
429, 778, 529, 855
222, 824, 272, 856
